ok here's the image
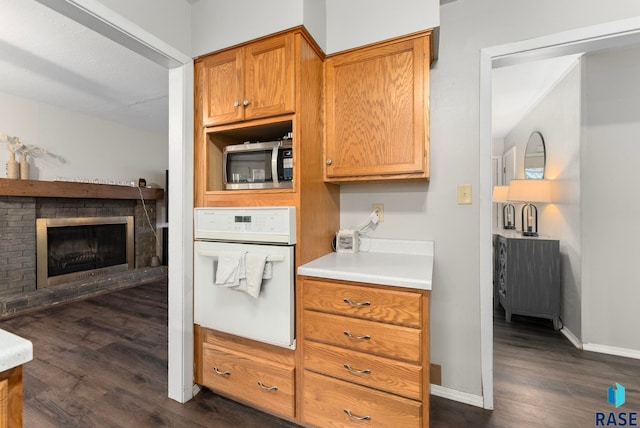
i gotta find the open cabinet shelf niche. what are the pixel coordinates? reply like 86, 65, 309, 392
204, 117, 294, 193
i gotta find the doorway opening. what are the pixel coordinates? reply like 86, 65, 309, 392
480, 17, 640, 409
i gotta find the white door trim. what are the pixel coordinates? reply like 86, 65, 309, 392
480, 15, 640, 410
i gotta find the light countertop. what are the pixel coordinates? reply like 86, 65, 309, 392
298, 238, 433, 290
0, 329, 33, 372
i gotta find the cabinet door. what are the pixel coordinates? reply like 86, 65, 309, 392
325, 36, 429, 181
244, 33, 295, 121
202, 49, 244, 126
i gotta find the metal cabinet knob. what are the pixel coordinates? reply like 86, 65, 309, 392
233, 100, 240, 108
243, 99, 250, 106
326, 159, 332, 165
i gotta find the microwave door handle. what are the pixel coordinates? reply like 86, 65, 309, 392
271, 141, 280, 187
222, 153, 229, 185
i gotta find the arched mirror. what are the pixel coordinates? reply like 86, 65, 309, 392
524, 131, 546, 179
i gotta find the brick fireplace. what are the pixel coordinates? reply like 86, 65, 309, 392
0, 181, 166, 317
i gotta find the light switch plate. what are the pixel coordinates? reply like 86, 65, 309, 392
457, 184, 472, 205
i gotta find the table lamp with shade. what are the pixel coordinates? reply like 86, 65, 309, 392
492, 185, 516, 229
507, 179, 552, 237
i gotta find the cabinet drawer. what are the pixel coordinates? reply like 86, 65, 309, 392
303, 310, 422, 362
304, 341, 422, 400
202, 344, 295, 418
303, 371, 422, 428
302, 278, 422, 327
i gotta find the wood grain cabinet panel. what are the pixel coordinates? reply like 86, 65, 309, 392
303, 310, 422, 363
303, 278, 422, 327
300, 276, 429, 426
201, 344, 295, 418
0, 367, 23, 428
202, 33, 294, 127
303, 371, 422, 428
324, 32, 431, 182
304, 341, 422, 400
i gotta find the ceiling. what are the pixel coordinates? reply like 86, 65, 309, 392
0, 0, 580, 140
492, 54, 583, 139
0, 0, 169, 134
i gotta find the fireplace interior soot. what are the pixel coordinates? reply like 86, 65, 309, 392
47, 224, 126, 277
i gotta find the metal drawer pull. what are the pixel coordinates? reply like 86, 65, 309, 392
343, 364, 371, 375
257, 381, 278, 391
213, 367, 230, 376
343, 331, 371, 341
343, 409, 371, 421
343, 298, 371, 307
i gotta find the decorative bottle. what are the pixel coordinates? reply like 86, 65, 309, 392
19, 152, 29, 180
6, 152, 19, 179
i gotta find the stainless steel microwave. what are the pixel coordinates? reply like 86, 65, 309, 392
223, 140, 293, 190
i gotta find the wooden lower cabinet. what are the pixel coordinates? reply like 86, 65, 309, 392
195, 326, 296, 420
303, 310, 422, 362
303, 371, 422, 428
300, 277, 429, 427
202, 345, 295, 418
304, 341, 422, 400
194, 277, 429, 427
0, 366, 23, 428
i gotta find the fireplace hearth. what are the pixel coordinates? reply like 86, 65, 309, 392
37, 216, 134, 288
0, 193, 165, 318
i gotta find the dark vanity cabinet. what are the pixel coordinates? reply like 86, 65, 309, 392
494, 232, 560, 329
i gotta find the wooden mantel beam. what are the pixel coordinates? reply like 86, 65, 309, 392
0, 179, 164, 200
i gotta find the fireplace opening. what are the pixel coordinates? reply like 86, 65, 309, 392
37, 216, 134, 288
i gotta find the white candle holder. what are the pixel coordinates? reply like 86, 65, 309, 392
521, 203, 538, 237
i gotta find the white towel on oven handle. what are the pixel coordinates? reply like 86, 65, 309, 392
215, 251, 245, 287
244, 253, 268, 298
214, 252, 269, 298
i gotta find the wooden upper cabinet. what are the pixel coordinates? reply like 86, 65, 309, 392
324, 33, 431, 182
202, 49, 244, 125
202, 33, 295, 126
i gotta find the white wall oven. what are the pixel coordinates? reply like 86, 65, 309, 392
193, 207, 296, 349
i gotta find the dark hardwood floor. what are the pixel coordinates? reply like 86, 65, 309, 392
2, 281, 638, 427
0, 281, 295, 428
431, 311, 640, 427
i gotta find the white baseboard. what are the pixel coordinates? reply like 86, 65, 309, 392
192, 383, 202, 397
560, 326, 582, 349
583, 343, 640, 360
430, 384, 485, 408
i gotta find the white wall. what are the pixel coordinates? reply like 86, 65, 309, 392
582, 45, 640, 352
191, 0, 304, 57
0, 90, 168, 188
339, 1, 640, 398
191, 0, 439, 57
96, 0, 192, 55
325, 0, 439, 54
303, 0, 327, 52
502, 61, 582, 337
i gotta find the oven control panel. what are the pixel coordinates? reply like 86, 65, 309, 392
194, 207, 296, 244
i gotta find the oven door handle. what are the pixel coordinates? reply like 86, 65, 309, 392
197, 249, 284, 262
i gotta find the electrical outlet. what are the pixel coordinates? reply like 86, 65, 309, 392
457, 184, 472, 205
372, 204, 384, 222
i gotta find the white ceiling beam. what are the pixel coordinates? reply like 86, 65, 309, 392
34, 0, 191, 68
